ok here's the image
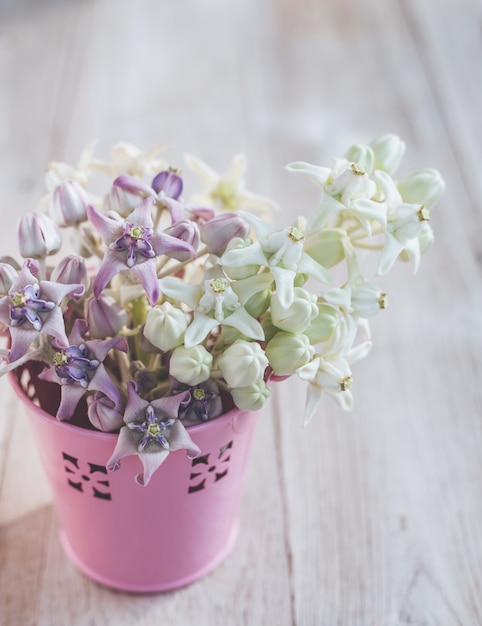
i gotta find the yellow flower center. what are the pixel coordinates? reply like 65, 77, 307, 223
351, 162, 366, 176
147, 423, 161, 436
53, 351, 68, 366
417, 205, 430, 222
210, 277, 227, 293
378, 293, 388, 310
288, 226, 304, 242
340, 375, 353, 391
130, 225, 145, 240
193, 388, 206, 401
10, 292, 26, 307
212, 181, 236, 209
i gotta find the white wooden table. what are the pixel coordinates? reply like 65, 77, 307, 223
1, 0, 481, 624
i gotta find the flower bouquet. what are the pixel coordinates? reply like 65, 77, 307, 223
1, 134, 444, 589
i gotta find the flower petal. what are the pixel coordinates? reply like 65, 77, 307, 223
106, 426, 138, 472
158, 278, 202, 310
8, 327, 38, 362
87, 205, 122, 244
92, 253, 128, 298
130, 259, 160, 306
168, 420, 201, 457
150, 390, 191, 420
113, 174, 155, 197
124, 380, 149, 423
269, 266, 296, 308
285, 161, 331, 188
88, 363, 121, 405
136, 449, 170, 486
57, 384, 86, 421
184, 313, 219, 347
223, 308, 265, 341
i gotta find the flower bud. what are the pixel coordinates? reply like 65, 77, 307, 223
152, 170, 183, 200
218, 340, 268, 388
304, 304, 338, 343
85, 294, 128, 338
305, 228, 346, 268
87, 392, 125, 432
169, 344, 213, 385
231, 380, 270, 411
265, 332, 314, 376
50, 255, 89, 299
18, 212, 62, 259
223, 237, 259, 279
143, 302, 188, 352
129, 366, 159, 396
104, 185, 143, 217
244, 288, 271, 318
370, 134, 406, 174
163, 219, 200, 261
104, 174, 154, 217
201, 212, 250, 256
397, 168, 445, 208
270, 287, 318, 333
345, 144, 375, 174
50, 180, 89, 226
0, 262, 18, 295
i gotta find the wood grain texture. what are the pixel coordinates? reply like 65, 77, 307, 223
0, 0, 481, 624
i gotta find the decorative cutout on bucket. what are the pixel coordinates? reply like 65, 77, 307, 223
188, 441, 233, 493
62, 452, 112, 500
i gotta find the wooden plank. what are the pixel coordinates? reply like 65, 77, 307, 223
0, 0, 481, 623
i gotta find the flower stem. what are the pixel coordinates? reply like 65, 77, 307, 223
157, 246, 210, 280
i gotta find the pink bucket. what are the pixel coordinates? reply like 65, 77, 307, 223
10, 365, 260, 592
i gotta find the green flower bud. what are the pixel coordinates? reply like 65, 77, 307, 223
265, 332, 314, 376
170, 344, 212, 385
231, 381, 270, 411
244, 288, 271, 318
304, 304, 338, 343
370, 133, 405, 174
305, 228, 346, 268
397, 168, 445, 208
223, 237, 259, 279
144, 302, 188, 352
218, 340, 268, 388
270, 287, 318, 333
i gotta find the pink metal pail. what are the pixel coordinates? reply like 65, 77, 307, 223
10, 365, 260, 592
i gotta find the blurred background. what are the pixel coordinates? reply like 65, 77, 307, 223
1, 0, 481, 624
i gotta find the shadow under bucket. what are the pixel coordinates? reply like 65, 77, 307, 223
10, 363, 260, 592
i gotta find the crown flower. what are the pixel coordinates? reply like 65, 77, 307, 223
0, 135, 444, 485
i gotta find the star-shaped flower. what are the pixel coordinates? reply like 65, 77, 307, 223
221, 212, 331, 308
159, 266, 271, 347
0, 261, 82, 362
185, 153, 278, 216
286, 159, 386, 233
38, 319, 128, 421
375, 171, 432, 275
90, 141, 167, 178
170, 378, 223, 425
298, 315, 372, 424
106, 381, 200, 486
87, 197, 195, 305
